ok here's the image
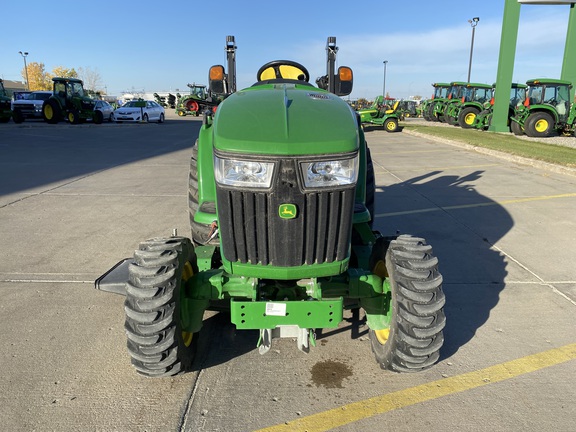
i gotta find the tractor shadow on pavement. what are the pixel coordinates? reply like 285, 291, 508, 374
191, 312, 258, 370
372, 170, 513, 360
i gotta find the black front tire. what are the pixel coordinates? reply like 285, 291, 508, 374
94, 110, 104, 124
369, 235, 445, 372
124, 237, 198, 377
458, 107, 479, 129
12, 110, 24, 123
510, 120, 523, 135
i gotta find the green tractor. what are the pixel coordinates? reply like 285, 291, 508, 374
175, 84, 224, 116
510, 78, 575, 137
357, 95, 401, 132
95, 36, 445, 377
436, 82, 470, 124
422, 83, 450, 121
0, 79, 12, 123
472, 83, 527, 131
42, 77, 102, 124
442, 82, 492, 127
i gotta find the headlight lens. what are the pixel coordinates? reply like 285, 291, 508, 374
301, 155, 359, 188
214, 156, 275, 188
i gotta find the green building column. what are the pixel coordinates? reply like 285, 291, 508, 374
489, 0, 521, 133
561, 4, 576, 101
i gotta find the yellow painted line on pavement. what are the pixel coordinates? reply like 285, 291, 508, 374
257, 343, 576, 432
376, 192, 576, 218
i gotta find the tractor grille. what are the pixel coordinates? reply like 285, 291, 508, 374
216, 159, 355, 267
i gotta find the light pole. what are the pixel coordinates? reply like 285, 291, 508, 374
467, 17, 479, 83
382, 60, 388, 101
19, 51, 29, 90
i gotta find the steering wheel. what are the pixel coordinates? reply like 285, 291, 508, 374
256, 60, 310, 83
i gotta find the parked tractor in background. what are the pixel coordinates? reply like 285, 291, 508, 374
436, 82, 468, 124
398, 100, 420, 118
442, 82, 492, 127
175, 84, 222, 116
472, 82, 527, 131
0, 79, 12, 123
95, 35, 445, 378
422, 83, 450, 121
42, 77, 102, 124
357, 95, 401, 132
510, 78, 575, 137
154, 93, 177, 109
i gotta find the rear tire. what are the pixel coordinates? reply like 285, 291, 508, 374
365, 147, 375, 226
189, 143, 219, 245
124, 237, 198, 377
43, 100, 61, 124
369, 235, 445, 372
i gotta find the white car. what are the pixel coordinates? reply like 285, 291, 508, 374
113, 100, 165, 123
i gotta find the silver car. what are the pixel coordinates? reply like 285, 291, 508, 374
94, 100, 114, 122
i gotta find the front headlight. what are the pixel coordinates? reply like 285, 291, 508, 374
301, 155, 359, 188
214, 156, 275, 188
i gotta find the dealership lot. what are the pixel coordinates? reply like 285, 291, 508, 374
0, 114, 575, 431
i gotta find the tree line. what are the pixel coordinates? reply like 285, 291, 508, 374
22, 63, 103, 93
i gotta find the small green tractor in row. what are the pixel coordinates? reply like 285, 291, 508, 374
510, 78, 576, 137
0, 79, 12, 123
357, 95, 401, 132
442, 82, 492, 127
96, 36, 445, 377
422, 82, 451, 122
471, 83, 527, 131
42, 77, 102, 124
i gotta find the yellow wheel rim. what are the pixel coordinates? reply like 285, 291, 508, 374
181, 261, 194, 347
465, 113, 476, 125
374, 328, 390, 345
68, 112, 75, 123
534, 119, 549, 132
45, 105, 53, 120
386, 121, 396, 131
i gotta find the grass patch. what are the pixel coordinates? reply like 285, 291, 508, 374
402, 123, 576, 168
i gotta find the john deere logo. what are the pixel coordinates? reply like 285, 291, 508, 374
279, 204, 297, 219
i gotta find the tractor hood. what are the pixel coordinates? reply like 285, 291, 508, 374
212, 84, 359, 156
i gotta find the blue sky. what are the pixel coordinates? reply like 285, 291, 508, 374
1, 1, 572, 99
